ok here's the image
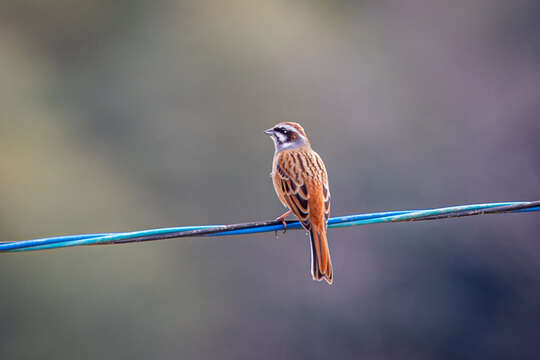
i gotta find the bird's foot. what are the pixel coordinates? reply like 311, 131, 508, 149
274, 209, 292, 234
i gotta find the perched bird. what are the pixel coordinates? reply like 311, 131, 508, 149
265, 122, 333, 284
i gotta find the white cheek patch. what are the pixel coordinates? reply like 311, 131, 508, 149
275, 132, 287, 143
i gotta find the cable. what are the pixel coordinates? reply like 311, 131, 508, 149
1, 201, 539, 252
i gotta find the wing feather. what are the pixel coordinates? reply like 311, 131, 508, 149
275, 150, 330, 230
273, 148, 332, 284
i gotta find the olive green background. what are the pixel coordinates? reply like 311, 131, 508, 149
1, 1, 539, 359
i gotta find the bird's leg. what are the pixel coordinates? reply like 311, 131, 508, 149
275, 209, 292, 235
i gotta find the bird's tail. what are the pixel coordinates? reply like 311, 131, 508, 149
309, 227, 333, 285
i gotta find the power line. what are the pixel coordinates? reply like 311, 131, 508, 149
1, 201, 539, 252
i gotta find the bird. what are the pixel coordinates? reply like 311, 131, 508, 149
265, 122, 333, 284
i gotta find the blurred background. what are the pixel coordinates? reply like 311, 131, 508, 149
1, 1, 540, 359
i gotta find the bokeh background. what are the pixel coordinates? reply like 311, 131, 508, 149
1, 1, 540, 359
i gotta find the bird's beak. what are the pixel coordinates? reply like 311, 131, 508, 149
264, 128, 274, 135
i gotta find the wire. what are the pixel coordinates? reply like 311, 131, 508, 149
1, 201, 539, 252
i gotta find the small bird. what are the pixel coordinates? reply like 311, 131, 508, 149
265, 122, 333, 284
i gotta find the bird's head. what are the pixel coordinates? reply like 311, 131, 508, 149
264, 122, 310, 153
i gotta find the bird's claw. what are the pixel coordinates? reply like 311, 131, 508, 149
274, 217, 287, 234
273, 209, 292, 237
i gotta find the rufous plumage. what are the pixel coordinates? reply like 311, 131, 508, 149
265, 122, 333, 284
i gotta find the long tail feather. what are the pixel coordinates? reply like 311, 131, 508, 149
309, 228, 333, 285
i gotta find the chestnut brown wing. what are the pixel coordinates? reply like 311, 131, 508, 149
274, 150, 330, 230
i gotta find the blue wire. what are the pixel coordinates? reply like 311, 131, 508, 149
0, 210, 414, 252
1, 201, 539, 252
2, 226, 218, 252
